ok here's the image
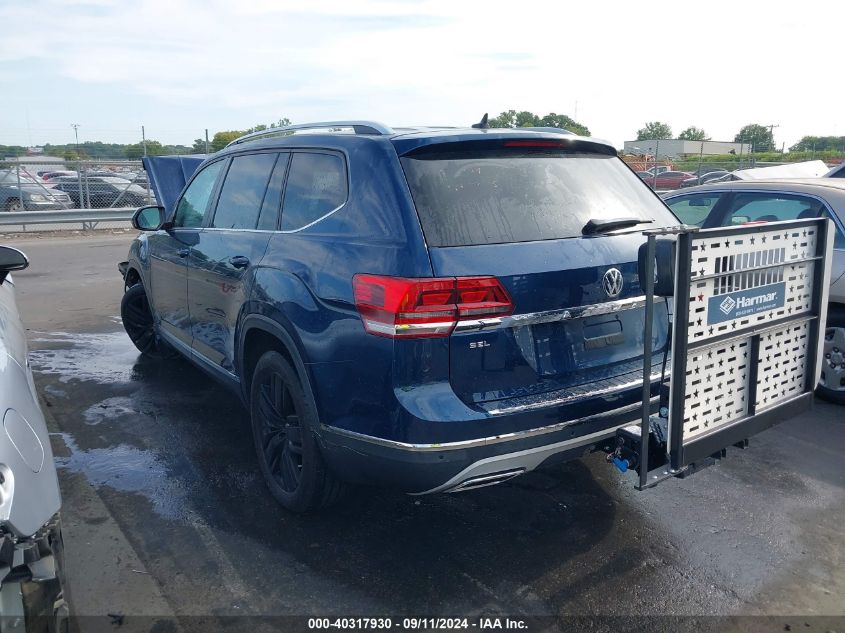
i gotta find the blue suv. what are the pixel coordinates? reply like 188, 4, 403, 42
119, 120, 678, 512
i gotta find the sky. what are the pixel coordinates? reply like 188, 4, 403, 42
1, 0, 842, 151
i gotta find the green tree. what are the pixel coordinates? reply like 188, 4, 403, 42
537, 113, 590, 136
210, 130, 245, 152
678, 126, 709, 141
734, 124, 774, 152
489, 110, 532, 128
789, 135, 845, 152
488, 110, 590, 135
124, 140, 164, 160
191, 138, 207, 154
636, 121, 673, 140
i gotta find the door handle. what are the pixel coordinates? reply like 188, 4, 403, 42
229, 255, 250, 269
178, 248, 190, 258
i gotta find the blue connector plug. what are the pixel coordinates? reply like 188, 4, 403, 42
611, 456, 629, 473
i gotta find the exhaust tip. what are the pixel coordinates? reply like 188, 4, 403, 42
447, 468, 525, 493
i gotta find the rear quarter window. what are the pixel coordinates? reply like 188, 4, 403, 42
281, 152, 347, 231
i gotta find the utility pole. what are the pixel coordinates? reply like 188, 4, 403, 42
653, 139, 660, 189
141, 125, 148, 157
71, 123, 80, 156
765, 123, 780, 153
697, 140, 704, 184
205, 128, 209, 154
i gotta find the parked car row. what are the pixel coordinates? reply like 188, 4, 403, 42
0, 170, 73, 211
0, 169, 154, 211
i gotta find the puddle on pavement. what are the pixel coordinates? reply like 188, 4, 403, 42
43, 384, 67, 398
82, 396, 139, 425
29, 330, 143, 384
55, 432, 191, 521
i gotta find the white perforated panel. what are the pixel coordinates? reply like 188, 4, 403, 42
687, 226, 817, 341
676, 224, 818, 446
755, 320, 810, 411
682, 339, 750, 442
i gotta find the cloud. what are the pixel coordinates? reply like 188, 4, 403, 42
0, 0, 843, 147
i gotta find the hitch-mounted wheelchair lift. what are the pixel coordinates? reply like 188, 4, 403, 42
610, 218, 835, 489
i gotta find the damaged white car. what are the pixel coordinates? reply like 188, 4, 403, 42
0, 246, 67, 632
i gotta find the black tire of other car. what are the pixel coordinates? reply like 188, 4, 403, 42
818, 311, 845, 405
250, 351, 343, 512
120, 283, 172, 358
5, 198, 22, 212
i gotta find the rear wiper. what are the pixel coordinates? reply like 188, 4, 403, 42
582, 217, 654, 235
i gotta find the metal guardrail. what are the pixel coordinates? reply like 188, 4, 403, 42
0, 208, 135, 230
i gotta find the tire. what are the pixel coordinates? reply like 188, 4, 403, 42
250, 351, 343, 512
120, 283, 171, 357
818, 313, 845, 405
5, 198, 22, 212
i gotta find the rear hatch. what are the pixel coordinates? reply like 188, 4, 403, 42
399, 138, 677, 405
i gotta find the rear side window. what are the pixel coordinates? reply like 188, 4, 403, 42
213, 153, 278, 230
281, 153, 347, 231
725, 193, 825, 224
401, 150, 676, 247
665, 193, 723, 226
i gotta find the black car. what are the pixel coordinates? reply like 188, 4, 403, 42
48, 176, 150, 208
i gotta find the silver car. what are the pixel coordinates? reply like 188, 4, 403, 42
0, 246, 67, 629
664, 179, 845, 403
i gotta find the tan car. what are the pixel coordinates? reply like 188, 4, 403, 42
664, 179, 845, 404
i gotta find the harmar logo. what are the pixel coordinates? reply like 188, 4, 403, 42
708, 281, 786, 326
719, 296, 736, 315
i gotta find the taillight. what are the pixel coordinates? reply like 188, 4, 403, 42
352, 275, 513, 338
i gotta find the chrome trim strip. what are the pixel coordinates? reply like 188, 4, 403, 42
158, 328, 240, 385
484, 370, 663, 415
321, 396, 659, 452
414, 422, 634, 495
447, 469, 524, 493
364, 319, 456, 336
454, 296, 657, 332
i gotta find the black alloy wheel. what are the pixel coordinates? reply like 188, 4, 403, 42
121, 283, 157, 355
257, 369, 304, 493
249, 351, 343, 512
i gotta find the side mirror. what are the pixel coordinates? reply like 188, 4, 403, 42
0, 246, 29, 283
132, 205, 166, 231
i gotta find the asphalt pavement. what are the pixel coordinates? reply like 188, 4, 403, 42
3, 232, 844, 632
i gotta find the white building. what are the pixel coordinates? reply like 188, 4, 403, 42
623, 139, 751, 158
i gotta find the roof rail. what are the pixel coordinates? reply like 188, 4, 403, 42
226, 121, 394, 147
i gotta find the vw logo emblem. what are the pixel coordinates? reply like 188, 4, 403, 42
602, 268, 624, 298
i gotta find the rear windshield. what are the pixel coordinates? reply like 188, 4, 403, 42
401, 150, 676, 247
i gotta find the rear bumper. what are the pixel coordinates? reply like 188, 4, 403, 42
320, 397, 656, 494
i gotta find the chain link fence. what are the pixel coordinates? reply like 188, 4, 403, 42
0, 158, 155, 231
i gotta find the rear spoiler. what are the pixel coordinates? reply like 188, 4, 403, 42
142, 155, 207, 216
